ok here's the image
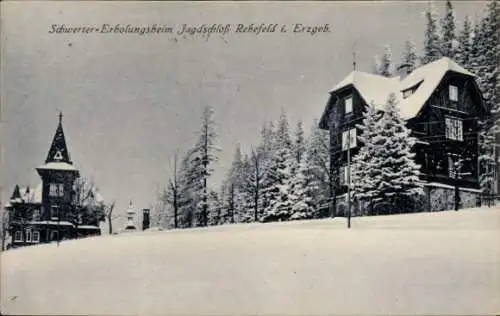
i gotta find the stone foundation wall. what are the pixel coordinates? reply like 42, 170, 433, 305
428, 186, 480, 212
334, 186, 481, 215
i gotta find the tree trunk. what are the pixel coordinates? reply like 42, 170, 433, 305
107, 203, 114, 234
108, 216, 113, 234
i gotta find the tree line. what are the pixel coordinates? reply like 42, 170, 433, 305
149, 0, 499, 229
156, 107, 333, 228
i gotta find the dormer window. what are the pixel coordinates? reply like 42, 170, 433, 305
402, 89, 413, 99
344, 97, 353, 114
449, 85, 458, 102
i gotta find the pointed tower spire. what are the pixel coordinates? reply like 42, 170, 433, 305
46, 111, 72, 164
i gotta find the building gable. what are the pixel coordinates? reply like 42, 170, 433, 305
320, 57, 480, 130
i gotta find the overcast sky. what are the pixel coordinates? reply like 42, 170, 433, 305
1, 1, 488, 226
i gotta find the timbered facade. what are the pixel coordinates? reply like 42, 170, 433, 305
4, 114, 102, 249
319, 57, 491, 213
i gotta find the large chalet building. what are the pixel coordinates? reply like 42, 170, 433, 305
4, 114, 103, 248
319, 57, 492, 214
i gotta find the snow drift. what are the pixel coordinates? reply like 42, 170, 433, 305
1, 207, 499, 315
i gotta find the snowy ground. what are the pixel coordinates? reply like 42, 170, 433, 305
2, 207, 499, 315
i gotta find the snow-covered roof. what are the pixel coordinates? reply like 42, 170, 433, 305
29, 221, 75, 226
77, 225, 101, 230
330, 70, 402, 112
398, 57, 475, 119
8, 183, 43, 205
37, 162, 79, 172
327, 57, 476, 120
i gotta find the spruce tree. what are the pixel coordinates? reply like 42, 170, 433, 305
353, 95, 423, 213
400, 40, 418, 75
305, 119, 333, 209
422, 1, 442, 65
373, 45, 394, 77
276, 109, 292, 150
352, 102, 382, 206
190, 106, 221, 226
289, 155, 317, 220
440, 0, 458, 59
244, 148, 266, 222
456, 15, 474, 68
380, 45, 395, 77
221, 145, 245, 223
293, 120, 306, 163
261, 147, 295, 222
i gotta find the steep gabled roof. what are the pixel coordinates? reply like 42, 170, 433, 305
322, 57, 477, 125
8, 183, 42, 205
329, 71, 402, 111
45, 112, 72, 164
398, 57, 476, 119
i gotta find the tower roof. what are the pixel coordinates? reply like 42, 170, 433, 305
10, 185, 21, 200
45, 112, 72, 164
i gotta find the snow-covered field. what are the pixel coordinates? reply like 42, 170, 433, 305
2, 207, 499, 315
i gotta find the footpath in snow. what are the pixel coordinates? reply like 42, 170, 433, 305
1, 207, 499, 315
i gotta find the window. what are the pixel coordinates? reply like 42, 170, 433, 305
445, 117, 463, 141
26, 229, 32, 242
344, 97, 353, 114
50, 205, 59, 219
33, 209, 41, 221
14, 231, 23, 242
449, 85, 458, 102
342, 128, 357, 150
402, 89, 413, 99
32, 231, 40, 243
49, 183, 64, 197
53, 150, 63, 161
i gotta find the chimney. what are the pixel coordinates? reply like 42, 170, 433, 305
142, 209, 150, 231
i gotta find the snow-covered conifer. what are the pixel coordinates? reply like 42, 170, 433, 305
261, 147, 296, 222
379, 45, 395, 77
354, 95, 423, 213
440, 0, 458, 59
400, 41, 418, 75
421, 1, 442, 65
289, 156, 317, 220
275, 109, 292, 150
189, 106, 221, 227
352, 102, 382, 203
304, 119, 333, 208
293, 120, 306, 163
456, 15, 474, 68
